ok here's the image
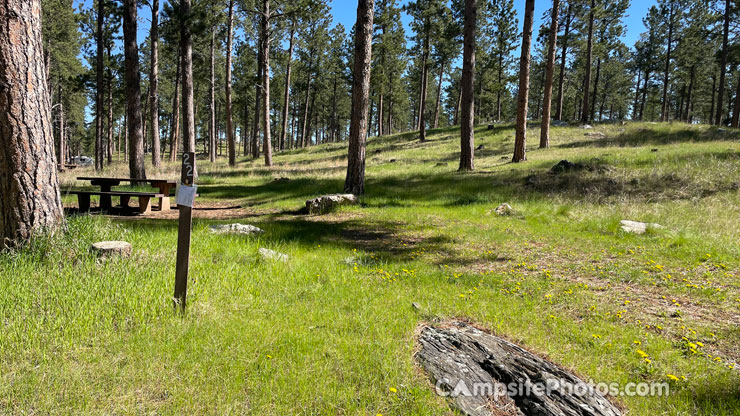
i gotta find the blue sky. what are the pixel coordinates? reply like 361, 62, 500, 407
77, 0, 657, 53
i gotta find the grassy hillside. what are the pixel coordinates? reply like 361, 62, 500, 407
3, 122, 740, 414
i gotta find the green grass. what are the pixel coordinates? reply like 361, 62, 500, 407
3, 121, 740, 414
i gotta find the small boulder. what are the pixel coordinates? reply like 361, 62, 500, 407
258, 248, 289, 263
620, 220, 663, 235
91, 241, 132, 258
306, 194, 358, 215
584, 132, 606, 138
552, 120, 569, 127
210, 223, 264, 235
494, 203, 514, 216
551, 159, 585, 174
582, 124, 593, 129
476, 144, 485, 150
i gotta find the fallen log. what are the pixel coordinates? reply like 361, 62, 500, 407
416, 321, 622, 416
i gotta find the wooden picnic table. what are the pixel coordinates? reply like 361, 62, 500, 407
77, 176, 177, 211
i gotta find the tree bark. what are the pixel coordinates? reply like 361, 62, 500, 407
660, 2, 674, 123
417, 322, 623, 416
732, 69, 740, 127
459, 0, 476, 172
280, 20, 296, 152
209, 28, 216, 162
150, 0, 161, 168
513, 0, 534, 163
251, 35, 262, 158
225, 0, 235, 165
95, 0, 105, 170
555, 2, 570, 121
261, 0, 273, 167
540, 0, 559, 149
418, 33, 429, 141
123, 0, 146, 179
169, 46, 181, 162
0, 0, 64, 247
580, 0, 594, 125
434, 62, 445, 129
591, 56, 601, 121
180, 0, 196, 161
715, 0, 730, 125
107, 56, 114, 165
344, 0, 374, 195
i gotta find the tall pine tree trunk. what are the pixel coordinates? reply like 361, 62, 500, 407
555, 3, 570, 121
580, 0, 594, 125
344, 0, 374, 195
225, 0, 235, 165
512, 0, 534, 163
540, 0, 560, 149
123, 0, 146, 179
660, 3, 674, 123
95, 0, 104, 170
150, 0, 161, 168
261, 0, 273, 167
591, 56, 601, 121
280, 21, 296, 152
418, 33, 429, 141
0, 0, 64, 246
716, 0, 730, 125
107, 60, 113, 164
209, 28, 216, 162
251, 36, 262, 158
459, 0, 476, 171
169, 47, 181, 162
180, 0, 196, 168
434, 62, 445, 129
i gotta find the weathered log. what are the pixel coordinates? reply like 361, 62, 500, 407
416, 322, 622, 416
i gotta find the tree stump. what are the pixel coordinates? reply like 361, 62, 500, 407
416, 322, 622, 416
91, 241, 132, 258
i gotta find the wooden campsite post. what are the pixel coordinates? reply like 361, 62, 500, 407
174, 152, 195, 312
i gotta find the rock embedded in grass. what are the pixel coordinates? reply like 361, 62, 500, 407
306, 194, 358, 215
552, 120, 569, 127
585, 132, 606, 138
494, 203, 514, 216
210, 223, 265, 235
620, 220, 664, 234
91, 241, 132, 258
258, 248, 288, 263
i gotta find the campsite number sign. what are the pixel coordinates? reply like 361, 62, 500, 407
174, 152, 196, 312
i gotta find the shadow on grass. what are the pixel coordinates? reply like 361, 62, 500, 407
559, 125, 740, 149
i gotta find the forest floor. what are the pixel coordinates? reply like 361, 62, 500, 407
2, 122, 740, 415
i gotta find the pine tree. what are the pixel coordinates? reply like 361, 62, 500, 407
0, 0, 64, 247
459, 0, 476, 171
513, 0, 535, 163
344, 0, 375, 195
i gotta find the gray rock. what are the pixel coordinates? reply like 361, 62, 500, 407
552, 120, 569, 127
582, 124, 593, 129
620, 220, 663, 234
306, 194, 359, 215
91, 241, 132, 258
585, 132, 606, 138
258, 248, 289, 263
210, 223, 265, 235
494, 203, 514, 216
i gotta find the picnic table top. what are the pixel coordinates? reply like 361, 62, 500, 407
77, 176, 177, 185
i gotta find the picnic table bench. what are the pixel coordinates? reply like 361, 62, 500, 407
73, 176, 177, 214
70, 190, 164, 214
